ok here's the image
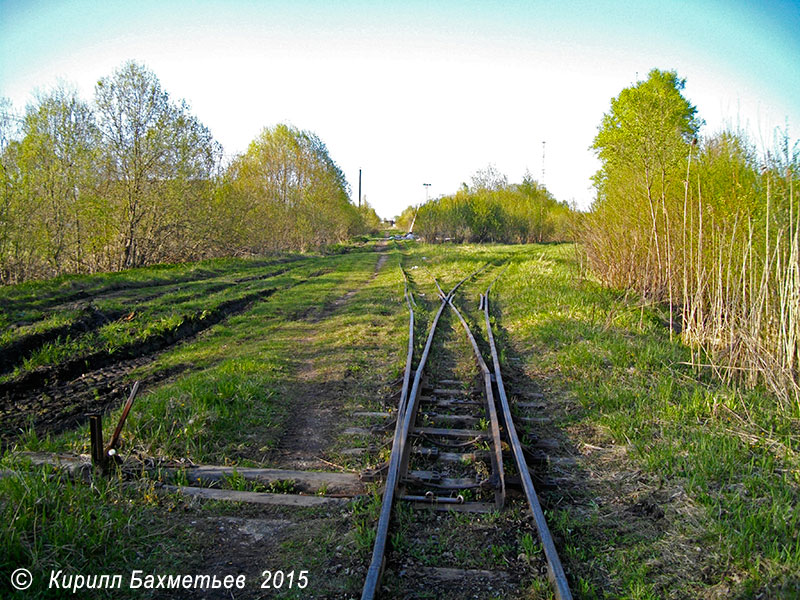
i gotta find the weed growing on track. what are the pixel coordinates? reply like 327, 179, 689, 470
390, 242, 800, 598
4, 241, 798, 598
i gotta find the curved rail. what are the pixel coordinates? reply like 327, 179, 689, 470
483, 280, 573, 600
362, 260, 572, 600
444, 282, 506, 510
361, 264, 486, 600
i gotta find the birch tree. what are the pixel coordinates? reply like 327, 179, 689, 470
95, 61, 220, 267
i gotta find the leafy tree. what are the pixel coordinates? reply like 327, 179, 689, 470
589, 69, 701, 295
413, 167, 572, 243
17, 86, 101, 275
221, 124, 359, 252
0, 62, 368, 283
357, 196, 382, 233
395, 205, 417, 232
0, 98, 22, 281
585, 69, 800, 402
470, 163, 508, 192
95, 61, 220, 268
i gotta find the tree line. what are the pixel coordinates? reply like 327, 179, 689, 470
0, 61, 377, 283
584, 68, 800, 406
396, 165, 573, 243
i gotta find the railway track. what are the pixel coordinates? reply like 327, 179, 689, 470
360, 263, 572, 600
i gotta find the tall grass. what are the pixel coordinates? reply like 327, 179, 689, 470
585, 127, 800, 409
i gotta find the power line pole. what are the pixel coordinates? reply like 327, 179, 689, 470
423, 182, 431, 202
541, 141, 546, 185
358, 169, 362, 208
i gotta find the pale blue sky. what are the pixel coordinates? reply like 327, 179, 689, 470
1, 0, 798, 216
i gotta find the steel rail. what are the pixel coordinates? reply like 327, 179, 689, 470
396, 265, 489, 482
445, 290, 506, 510
361, 264, 486, 600
399, 267, 415, 420
483, 283, 573, 600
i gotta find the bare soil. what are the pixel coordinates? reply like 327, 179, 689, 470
155, 248, 393, 599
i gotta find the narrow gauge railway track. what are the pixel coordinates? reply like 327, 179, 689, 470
361, 263, 572, 600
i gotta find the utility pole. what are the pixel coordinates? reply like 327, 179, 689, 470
358, 169, 362, 208
423, 183, 431, 202
541, 141, 546, 185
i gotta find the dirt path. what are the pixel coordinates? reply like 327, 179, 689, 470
270, 249, 389, 470
324, 251, 388, 314
171, 246, 395, 599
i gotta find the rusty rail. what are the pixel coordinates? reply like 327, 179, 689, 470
362, 262, 571, 600
361, 264, 486, 600
445, 286, 506, 510
483, 282, 573, 600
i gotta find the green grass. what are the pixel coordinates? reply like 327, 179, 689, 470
487, 243, 800, 598
0, 258, 321, 382
377, 242, 800, 597
3, 241, 799, 598
0, 465, 178, 599
2, 240, 408, 598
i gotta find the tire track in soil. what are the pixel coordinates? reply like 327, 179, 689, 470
0, 256, 305, 316
0, 305, 125, 376
0, 262, 312, 378
0, 292, 270, 446
0, 268, 332, 446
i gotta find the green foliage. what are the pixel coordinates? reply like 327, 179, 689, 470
586, 68, 701, 295
357, 198, 382, 234
410, 167, 573, 243
95, 61, 223, 270
0, 467, 167, 599
217, 123, 362, 253
584, 67, 800, 403
394, 205, 417, 232
519, 532, 539, 558
1, 87, 104, 282
0, 63, 375, 284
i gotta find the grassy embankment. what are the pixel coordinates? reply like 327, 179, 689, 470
1, 241, 409, 599
2, 241, 798, 599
